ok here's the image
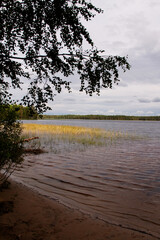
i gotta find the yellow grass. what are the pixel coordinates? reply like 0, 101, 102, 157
22, 123, 135, 151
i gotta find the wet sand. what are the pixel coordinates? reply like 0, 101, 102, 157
0, 180, 156, 240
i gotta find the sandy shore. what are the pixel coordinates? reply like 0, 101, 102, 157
0, 180, 156, 240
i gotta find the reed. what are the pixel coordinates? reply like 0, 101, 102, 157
22, 123, 137, 152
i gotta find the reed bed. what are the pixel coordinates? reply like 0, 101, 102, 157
22, 123, 137, 152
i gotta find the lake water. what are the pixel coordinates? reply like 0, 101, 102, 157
23, 119, 160, 138
13, 120, 160, 239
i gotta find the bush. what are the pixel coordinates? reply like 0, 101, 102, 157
0, 104, 24, 185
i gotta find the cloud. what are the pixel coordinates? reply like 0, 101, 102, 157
63, 98, 76, 103
153, 97, 160, 102
138, 97, 160, 103
10, 0, 159, 117
135, 110, 145, 115
107, 109, 115, 114
118, 80, 128, 87
149, 0, 160, 8
67, 109, 76, 113
147, 111, 154, 115
138, 98, 151, 103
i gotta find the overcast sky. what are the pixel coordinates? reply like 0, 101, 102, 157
49, 0, 160, 116
13, 0, 160, 116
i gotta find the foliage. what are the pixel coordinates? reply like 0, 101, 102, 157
0, 104, 23, 185
0, 0, 130, 113
42, 114, 160, 121
12, 105, 39, 120
0, 103, 38, 119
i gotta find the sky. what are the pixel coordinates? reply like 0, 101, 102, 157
48, 0, 160, 116
13, 0, 160, 116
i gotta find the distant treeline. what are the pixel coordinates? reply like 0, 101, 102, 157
42, 114, 160, 121
9, 105, 39, 120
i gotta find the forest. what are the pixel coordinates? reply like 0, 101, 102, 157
6, 105, 39, 120
42, 114, 160, 121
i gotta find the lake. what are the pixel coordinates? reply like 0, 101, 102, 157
13, 120, 160, 239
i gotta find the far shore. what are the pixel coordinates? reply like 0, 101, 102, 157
41, 114, 160, 121
18, 114, 160, 121
0, 180, 156, 240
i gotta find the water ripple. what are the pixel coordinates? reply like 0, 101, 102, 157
13, 138, 160, 239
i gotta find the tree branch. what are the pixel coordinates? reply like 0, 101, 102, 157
0, 53, 89, 60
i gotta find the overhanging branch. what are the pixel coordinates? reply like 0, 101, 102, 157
0, 53, 89, 60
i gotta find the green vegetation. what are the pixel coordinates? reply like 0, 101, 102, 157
0, 1, 130, 185
23, 123, 138, 153
0, 105, 24, 185
14, 105, 39, 120
0, 105, 39, 120
0, 103, 40, 185
1, 0, 130, 113
42, 115, 160, 121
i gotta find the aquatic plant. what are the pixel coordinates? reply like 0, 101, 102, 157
22, 124, 138, 152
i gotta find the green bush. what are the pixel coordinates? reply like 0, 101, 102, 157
0, 104, 24, 185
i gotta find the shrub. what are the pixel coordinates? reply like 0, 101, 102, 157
0, 104, 24, 185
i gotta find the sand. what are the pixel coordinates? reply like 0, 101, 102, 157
0, 180, 156, 240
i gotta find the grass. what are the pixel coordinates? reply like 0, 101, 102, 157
22, 123, 138, 152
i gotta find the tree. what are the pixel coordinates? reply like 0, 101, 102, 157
0, 0, 130, 113
12, 105, 39, 120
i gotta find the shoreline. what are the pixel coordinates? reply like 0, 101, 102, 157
0, 180, 156, 240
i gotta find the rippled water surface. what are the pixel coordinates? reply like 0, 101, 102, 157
13, 120, 160, 238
